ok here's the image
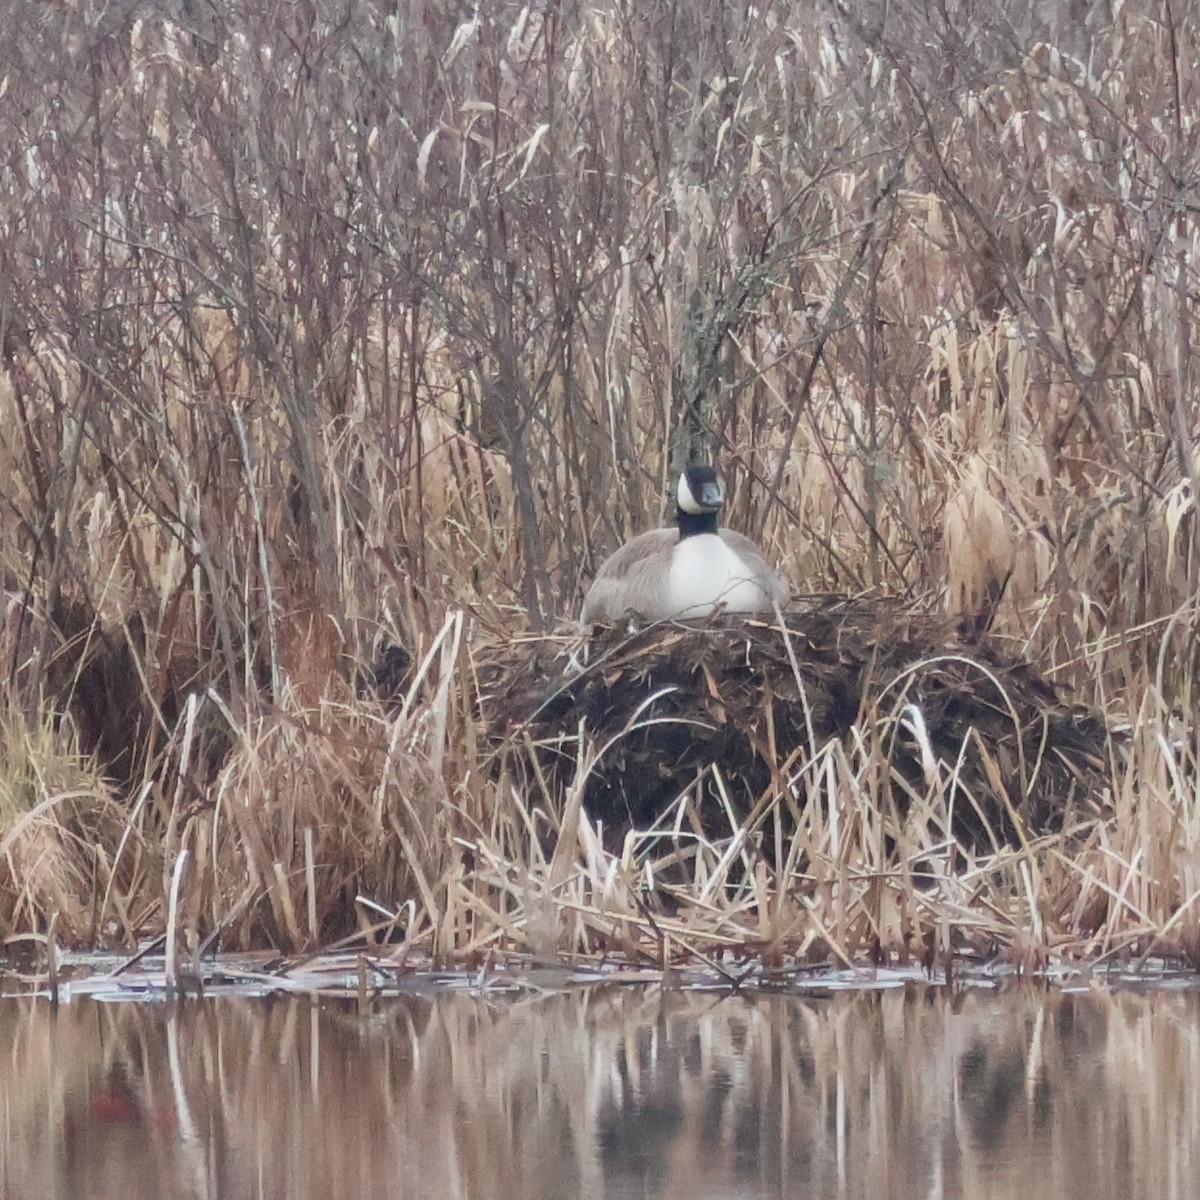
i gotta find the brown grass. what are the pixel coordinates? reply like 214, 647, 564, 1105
2, 0, 1200, 971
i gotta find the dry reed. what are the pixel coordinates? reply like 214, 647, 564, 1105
1, 0, 1199, 971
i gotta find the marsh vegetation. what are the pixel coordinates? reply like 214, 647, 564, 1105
1, 0, 1199, 974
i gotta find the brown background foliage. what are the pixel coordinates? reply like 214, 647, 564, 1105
1, 0, 1198, 952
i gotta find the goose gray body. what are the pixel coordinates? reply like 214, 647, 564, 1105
580, 466, 789, 624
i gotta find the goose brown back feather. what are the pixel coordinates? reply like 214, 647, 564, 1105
581, 528, 788, 624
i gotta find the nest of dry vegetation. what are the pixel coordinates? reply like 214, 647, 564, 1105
476, 595, 1111, 855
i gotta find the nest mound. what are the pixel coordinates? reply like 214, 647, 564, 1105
475, 595, 1111, 849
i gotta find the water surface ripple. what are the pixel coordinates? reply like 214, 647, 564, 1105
1, 982, 1196, 1199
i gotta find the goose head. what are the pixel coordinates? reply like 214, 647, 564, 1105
677, 464, 724, 515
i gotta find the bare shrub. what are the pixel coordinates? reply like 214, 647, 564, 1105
1, 0, 1199, 961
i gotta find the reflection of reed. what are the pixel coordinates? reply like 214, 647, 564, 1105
1, 986, 1198, 1199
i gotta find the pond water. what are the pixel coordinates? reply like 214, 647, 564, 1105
1, 976, 1198, 1200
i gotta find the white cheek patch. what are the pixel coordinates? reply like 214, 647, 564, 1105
677, 472, 699, 514
667, 535, 773, 616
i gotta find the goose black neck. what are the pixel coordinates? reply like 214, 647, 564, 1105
677, 508, 719, 539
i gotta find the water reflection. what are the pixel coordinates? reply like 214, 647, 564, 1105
1, 982, 1197, 1199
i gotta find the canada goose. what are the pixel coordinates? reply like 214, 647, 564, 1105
581, 465, 789, 625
